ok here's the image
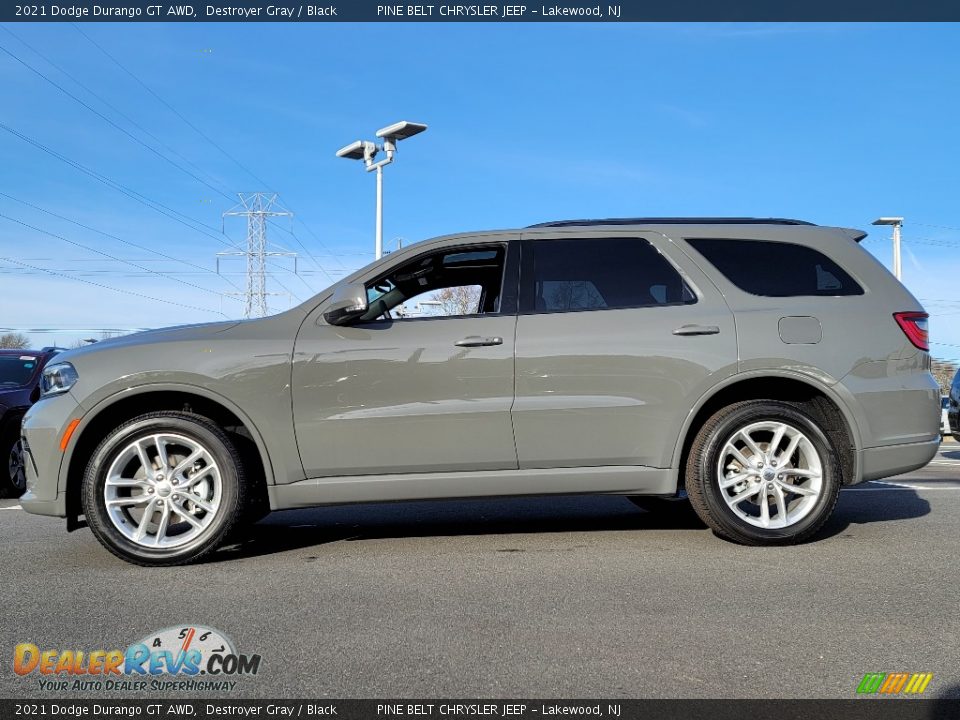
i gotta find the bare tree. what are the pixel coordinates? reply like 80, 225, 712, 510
546, 281, 604, 311
931, 358, 958, 396
69, 331, 121, 350
434, 285, 481, 316
0, 332, 30, 349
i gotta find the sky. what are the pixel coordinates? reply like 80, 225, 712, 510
1, 22, 960, 361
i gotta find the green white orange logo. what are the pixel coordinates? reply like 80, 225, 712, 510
856, 672, 933, 695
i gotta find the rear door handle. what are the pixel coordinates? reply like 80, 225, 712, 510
454, 336, 503, 347
673, 324, 720, 336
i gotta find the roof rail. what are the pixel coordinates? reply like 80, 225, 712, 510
527, 217, 816, 229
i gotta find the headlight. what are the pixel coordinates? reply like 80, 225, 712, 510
40, 362, 79, 397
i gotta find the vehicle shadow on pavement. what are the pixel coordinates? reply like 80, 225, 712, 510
213, 496, 708, 561
212, 489, 932, 561
815, 488, 931, 540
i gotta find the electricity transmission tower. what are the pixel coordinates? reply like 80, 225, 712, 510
221, 193, 295, 318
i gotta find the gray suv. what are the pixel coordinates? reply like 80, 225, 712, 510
20, 218, 941, 565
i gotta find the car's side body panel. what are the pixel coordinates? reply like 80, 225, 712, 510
512, 229, 739, 470
293, 314, 520, 477
291, 233, 522, 479
666, 225, 940, 452
22, 317, 308, 519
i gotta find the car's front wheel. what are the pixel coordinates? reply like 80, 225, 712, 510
82, 411, 245, 565
685, 400, 840, 545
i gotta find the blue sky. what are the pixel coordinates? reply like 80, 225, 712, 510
1, 22, 960, 361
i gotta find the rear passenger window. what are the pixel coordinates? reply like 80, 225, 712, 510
521, 237, 695, 313
687, 238, 863, 297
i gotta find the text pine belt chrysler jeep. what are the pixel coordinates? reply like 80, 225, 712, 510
20, 218, 940, 565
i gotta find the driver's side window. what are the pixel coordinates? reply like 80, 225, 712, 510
360, 245, 505, 322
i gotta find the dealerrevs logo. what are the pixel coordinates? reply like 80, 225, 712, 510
14, 625, 261, 692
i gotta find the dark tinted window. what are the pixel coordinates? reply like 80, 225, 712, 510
687, 238, 863, 297
0, 355, 38, 387
521, 238, 695, 313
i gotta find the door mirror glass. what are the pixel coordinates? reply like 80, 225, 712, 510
323, 282, 369, 326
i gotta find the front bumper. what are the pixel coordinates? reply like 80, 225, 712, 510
20, 393, 81, 518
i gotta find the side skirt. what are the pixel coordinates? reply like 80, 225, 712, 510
268, 465, 676, 510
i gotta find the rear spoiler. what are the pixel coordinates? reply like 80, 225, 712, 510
839, 227, 868, 242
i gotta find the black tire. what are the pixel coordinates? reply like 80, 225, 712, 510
1, 422, 27, 499
82, 411, 246, 566
685, 400, 840, 545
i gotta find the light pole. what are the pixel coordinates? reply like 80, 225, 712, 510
872, 216, 904, 280
336, 121, 428, 260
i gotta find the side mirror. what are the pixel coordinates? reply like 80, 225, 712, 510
323, 282, 369, 326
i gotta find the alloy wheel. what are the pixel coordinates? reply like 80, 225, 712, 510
103, 433, 223, 549
715, 420, 823, 529
8, 440, 26, 492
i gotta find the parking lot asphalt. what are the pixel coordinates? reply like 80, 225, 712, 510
2, 442, 959, 700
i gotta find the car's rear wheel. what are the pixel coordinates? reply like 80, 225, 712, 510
685, 400, 840, 545
1, 425, 27, 499
82, 411, 245, 566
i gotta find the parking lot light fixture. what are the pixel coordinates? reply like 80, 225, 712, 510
872, 216, 904, 280
336, 121, 428, 260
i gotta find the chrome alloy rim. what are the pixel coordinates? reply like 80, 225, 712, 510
9, 440, 26, 492
716, 421, 823, 529
103, 434, 222, 549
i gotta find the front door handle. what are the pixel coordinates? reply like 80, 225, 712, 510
454, 336, 503, 347
673, 324, 720, 336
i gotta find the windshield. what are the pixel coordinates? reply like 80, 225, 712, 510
0, 355, 38, 387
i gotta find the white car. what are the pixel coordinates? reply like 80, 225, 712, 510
942, 396, 951, 436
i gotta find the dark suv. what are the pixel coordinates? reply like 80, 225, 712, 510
1, 348, 62, 497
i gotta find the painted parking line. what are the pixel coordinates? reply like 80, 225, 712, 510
847, 481, 960, 491
869, 480, 935, 490
0, 505, 22, 511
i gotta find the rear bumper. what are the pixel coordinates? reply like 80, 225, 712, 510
859, 438, 939, 483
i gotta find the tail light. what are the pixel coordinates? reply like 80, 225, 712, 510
894, 312, 929, 351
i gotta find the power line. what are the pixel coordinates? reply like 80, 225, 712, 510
913, 222, 960, 233
267, 273, 304, 304
272, 224, 340, 285
0, 121, 245, 252
0, 256, 226, 316
0, 192, 244, 292
0, 124, 303, 287
73, 23, 273, 191
71, 25, 349, 285
0, 211, 242, 304
0, 25, 235, 201
0, 40, 235, 202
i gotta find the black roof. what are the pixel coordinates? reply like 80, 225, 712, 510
528, 217, 816, 229
0, 347, 62, 356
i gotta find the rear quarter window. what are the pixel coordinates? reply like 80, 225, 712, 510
686, 238, 863, 297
